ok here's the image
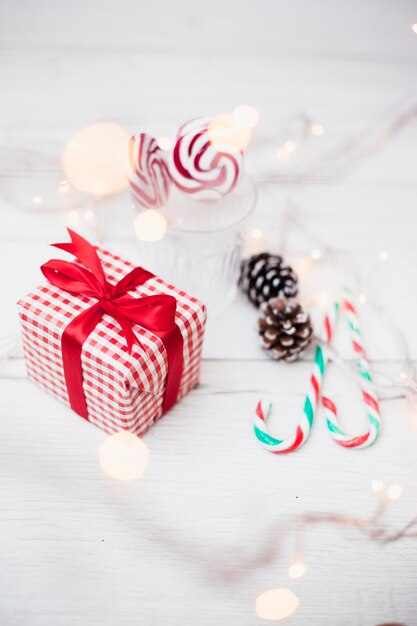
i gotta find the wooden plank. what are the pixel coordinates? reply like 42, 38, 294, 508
1, 0, 417, 62
1, 1, 417, 622
0, 360, 416, 624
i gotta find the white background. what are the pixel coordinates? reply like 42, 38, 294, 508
1, 1, 417, 624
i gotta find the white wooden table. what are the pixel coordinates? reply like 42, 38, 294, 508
1, 2, 417, 624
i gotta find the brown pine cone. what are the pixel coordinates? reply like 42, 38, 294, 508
239, 252, 298, 308
258, 298, 313, 362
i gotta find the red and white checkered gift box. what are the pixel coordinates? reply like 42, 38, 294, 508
17, 232, 206, 436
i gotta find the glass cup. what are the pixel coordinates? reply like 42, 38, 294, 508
135, 175, 256, 315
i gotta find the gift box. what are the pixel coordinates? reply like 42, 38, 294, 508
17, 229, 207, 436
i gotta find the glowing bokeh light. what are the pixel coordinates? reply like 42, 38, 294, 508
134, 209, 168, 242
84, 209, 95, 222
311, 123, 325, 136
66, 209, 81, 227
99, 431, 149, 481
311, 248, 321, 259
255, 588, 300, 621
208, 113, 251, 153
387, 483, 403, 501
32, 195, 42, 205
371, 479, 384, 493
58, 180, 70, 194
379, 250, 389, 261
284, 140, 296, 153
251, 228, 263, 240
358, 293, 367, 304
232, 105, 260, 129
288, 560, 307, 580
62, 123, 130, 196
66, 208, 96, 228
412, 23, 417, 34
317, 291, 331, 307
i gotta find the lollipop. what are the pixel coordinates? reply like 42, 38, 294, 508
128, 133, 171, 209
168, 117, 244, 201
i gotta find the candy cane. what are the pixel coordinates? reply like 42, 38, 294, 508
254, 302, 339, 454
322, 292, 381, 448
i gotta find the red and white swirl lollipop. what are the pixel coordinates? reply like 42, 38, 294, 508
168, 117, 244, 201
128, 133, 171, 209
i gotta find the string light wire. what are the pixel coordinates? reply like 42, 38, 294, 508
282, 199, 417, 407
0, 100, 416, 588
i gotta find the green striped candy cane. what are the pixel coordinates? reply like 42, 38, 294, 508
254, 302, 339, 453
322, 290, 381, 448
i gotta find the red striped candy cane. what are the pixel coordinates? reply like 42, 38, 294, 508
254, 302, 339, 453
322, 291, 381, 448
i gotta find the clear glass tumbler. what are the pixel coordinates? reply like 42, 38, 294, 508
135, 176, 256, 315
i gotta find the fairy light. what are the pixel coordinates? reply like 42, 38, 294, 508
256, 588, 300, 621
412, 23, 417, 34
99, 431, 149, 481
157, 137, 172, 151
58, 180, 70, 194
66, 209, 81, 226
371, 479, 384, 493
288, 559, 307, 580
208, 113, 251, 153
311, 123, 325, 136
134, 209, 167, 242
84, 209, 95, 222
61, 123, 130, 197
263, 102, 417, 186
387, 483, 403, 501
65, 207, 96, 228
232, 105, 260, 130
10, 110, 417, 584
277, 140, 297, 162
284, 140, 296, 153
251, 228, 263, 240
317, 291, 331, 306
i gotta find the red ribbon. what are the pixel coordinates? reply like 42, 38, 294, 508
41, 229, 184, 420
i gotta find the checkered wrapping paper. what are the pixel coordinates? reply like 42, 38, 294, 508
17, 245, 207, 436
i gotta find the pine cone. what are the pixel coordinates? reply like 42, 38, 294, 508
239, 252, 298, 308
258, 298, 313, 362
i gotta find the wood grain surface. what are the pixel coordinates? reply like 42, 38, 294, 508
1, 2, 417, 624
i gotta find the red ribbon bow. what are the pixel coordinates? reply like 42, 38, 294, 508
41, 229, 184, 420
